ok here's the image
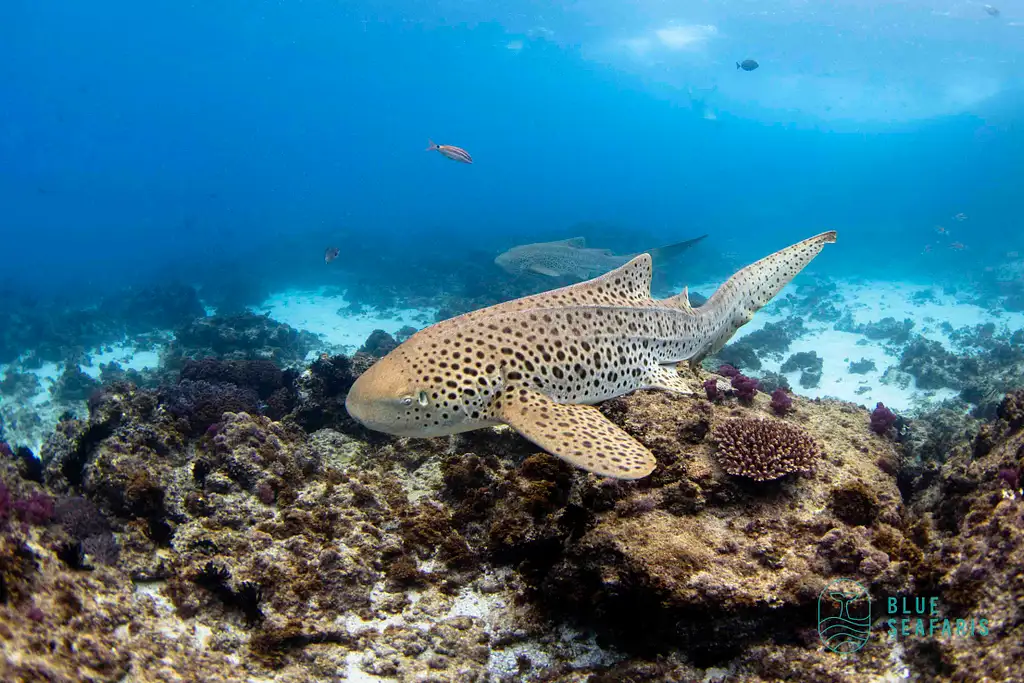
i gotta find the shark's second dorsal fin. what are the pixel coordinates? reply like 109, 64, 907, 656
661, 286, 694, 313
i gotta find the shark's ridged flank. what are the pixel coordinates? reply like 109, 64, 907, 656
346, 231, 836, 479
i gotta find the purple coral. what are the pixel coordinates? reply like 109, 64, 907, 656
14, 491, 54, 525
703, 378, 720, 401
717, 364, 758, 401
869, 402, 898, 435
998, 468, 1020, 491
0, 480, 10, 523
770, 388, 793, 416
731, 373, 759, 402
159, 379, 261, 435
718, 364, 741, 378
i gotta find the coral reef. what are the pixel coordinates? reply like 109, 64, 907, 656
358, 329, 399, 356
869, 402, 898, 436
836, 316, 916, 345
712, 416, 821, 480
769, 387, 793, 415
3, 343, 1024, 681
894, 391, 1024, 682
848, 358, 876, 374
739, 317, 807, 359
781, 350, 824, 389
98, 283, 206, 335
169, 313, 319, 365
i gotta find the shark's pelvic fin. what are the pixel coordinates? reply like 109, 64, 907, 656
496, 387, 656, 479
640, 364, 696, 395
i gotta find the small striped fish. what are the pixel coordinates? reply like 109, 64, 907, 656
426, 140, 472, 164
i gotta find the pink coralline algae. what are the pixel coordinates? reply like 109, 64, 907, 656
869, 402, 898, 435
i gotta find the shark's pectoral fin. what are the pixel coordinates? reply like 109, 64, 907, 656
496, 388, 656, 479
528, 265, 563, 277
641, 364, 696, 395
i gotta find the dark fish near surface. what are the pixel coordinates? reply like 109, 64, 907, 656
737, 59, 759, 71
427, 140, 473, 164
325, 247, 340, 264
984, 4, 1000, 17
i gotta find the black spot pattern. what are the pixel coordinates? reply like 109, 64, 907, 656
355, 232, 836, 478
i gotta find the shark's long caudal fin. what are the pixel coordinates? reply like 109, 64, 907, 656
689, 230, 837, 362
647, 234, 708, 267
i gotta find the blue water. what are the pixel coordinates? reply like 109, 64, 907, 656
2, 0, 1022, 302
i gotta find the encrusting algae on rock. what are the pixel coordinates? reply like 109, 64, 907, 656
0, 353, 925, 681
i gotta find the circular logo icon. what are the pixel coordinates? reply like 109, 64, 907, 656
818, 578, 871, 653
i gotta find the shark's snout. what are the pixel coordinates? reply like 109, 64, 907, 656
344, 359, 413, 435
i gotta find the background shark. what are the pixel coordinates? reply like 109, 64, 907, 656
495, 234, 708, 280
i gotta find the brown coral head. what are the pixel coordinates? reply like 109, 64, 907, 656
712, 417, 822, 481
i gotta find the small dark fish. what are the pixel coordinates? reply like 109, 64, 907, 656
736, 59, 759, 71
427, 140, 473, 164
984, 4, 1000, 17
325, 247, 340, 264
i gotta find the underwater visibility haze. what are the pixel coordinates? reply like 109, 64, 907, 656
2, 1, 1024, 681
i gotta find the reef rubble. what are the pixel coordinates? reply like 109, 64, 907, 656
0, 353, 1021, 681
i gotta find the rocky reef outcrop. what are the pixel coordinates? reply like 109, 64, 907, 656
0, 356, 1020, 681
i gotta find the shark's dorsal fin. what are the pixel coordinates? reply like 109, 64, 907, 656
431, 254, 654, 329
553, 236, 586, 248
565, 253, 653, 304
661, 286, 694, 313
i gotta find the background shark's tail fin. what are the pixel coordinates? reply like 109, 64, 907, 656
648, 234, 708, 267
688, 231, 836, 363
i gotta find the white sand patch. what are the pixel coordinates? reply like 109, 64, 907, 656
253, 289, 436, 355
688, 279, 1024, 413
81, 342, 162, 379
1, 339, 164, 454
837, 281, 1024, 341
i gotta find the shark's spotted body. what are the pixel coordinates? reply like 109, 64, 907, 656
494, 234, 707, 280
346, 231, 837, 479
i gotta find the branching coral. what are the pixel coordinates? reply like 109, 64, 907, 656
712, 417, 822, 480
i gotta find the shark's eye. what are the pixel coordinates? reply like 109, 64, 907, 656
401, 396, 413, 406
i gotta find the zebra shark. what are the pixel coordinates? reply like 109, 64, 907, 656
346, 231, 836, 479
